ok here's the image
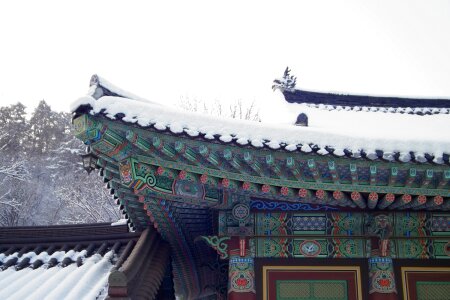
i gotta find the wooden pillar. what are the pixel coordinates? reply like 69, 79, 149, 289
368, 257, 397, 300
228, 237, 256, 300
367, 215, 398, 300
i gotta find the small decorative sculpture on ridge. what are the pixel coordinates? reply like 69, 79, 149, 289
272, 67, 297, 92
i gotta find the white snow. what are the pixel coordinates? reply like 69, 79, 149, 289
285, 144, 297, 151
89, 75, 153, 105
219, 135, 232, 143
169, 123, 184, 134
71, 80, 450, 164
111, 218, 127, 226
0, 250, 115, 300
236, 138, 249, 145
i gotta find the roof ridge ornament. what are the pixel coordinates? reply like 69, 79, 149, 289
272, 67, 297, 92
90, 74, 100, 87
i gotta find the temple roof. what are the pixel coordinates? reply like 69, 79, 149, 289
0, 223, 171, 300
71, 75, 450, 165
273, 67, 450, 115
70, 75, 450, 299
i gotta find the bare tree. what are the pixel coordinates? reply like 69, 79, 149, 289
179, 96, 260, 121
0, 133, 32, 226
54, 172, 121, 224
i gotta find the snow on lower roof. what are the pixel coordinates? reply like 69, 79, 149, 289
71, 76, 450, 164
0, 250, 114, 300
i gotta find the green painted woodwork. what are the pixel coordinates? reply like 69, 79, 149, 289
416, 281, 450, 299
247, 212, 450, 259
72, 113, 450, 300
74, 114, 449, 208
135, 153, 448, 197
276, 280, 348, 300
198, 236, 230, 259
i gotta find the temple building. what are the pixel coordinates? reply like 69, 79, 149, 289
1, 69, 449, 299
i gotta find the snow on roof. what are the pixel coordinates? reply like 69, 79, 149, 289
71, 76, 450, 164
0, 250, 114, 300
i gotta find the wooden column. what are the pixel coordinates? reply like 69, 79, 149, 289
368, 257, 397, 300
228, 237, 256, 300
367, 214, 398, 300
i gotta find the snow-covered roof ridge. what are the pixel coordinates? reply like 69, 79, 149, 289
273, 69, 450, 115
88, 74, 154, 104
71, 77, 450, 164
281, 88, 450, 115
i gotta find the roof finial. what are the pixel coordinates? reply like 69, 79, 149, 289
90, 74, 100, 87
272, 67, 297, 92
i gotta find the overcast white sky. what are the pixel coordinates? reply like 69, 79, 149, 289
0, 0, 449, 113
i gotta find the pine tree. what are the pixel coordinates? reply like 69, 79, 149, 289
0, 102, 29, 154
28, 100, 66, 154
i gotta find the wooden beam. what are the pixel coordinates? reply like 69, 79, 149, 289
331, 190, 355, 207
280, 186, 296, 197
265, 154, 282, 178
260, 184, 277, 195
405, 168, 416, 187
389, 167, 398, 186
298, 188, 313, 200
401, 195, 428, 209
307, 159, 321, 182
220, 178, 240, 190
367, 192, 379, 209
151, 136, 176, 159
286, 157, 302, 181
377, 193, 396, 209
243, 151, 264, 176
350, 191, 367, 209
198, 145, 221, 167
223, 148, 243, 172
388, 194, 412, 210
420, 169, 433, 188
199, 174, 220, 187
349, 164, 358, 185
323, 190, 355, 207
369, 165, 377, 185
438, 170, 450, 188
415, 195, 444, 210
311, 189, 328, 205
125, 130, 152, 152
327, 161, 340, 184
242, 181, 259, 193
174, 141, 199, 164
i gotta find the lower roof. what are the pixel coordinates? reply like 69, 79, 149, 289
0, 223, 170, 300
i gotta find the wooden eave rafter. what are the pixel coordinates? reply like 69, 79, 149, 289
74, 114, 449, 216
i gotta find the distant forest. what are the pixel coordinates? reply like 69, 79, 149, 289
0, 101, 120, 226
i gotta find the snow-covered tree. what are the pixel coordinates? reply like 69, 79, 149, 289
0, 102, 119, 226
0, 103, 29, 153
